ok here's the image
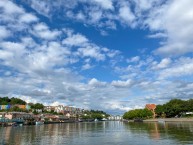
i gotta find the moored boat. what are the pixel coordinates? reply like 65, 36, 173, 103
36, 121, 44, 125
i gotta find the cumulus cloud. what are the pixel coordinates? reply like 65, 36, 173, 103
20, 13, 38, 23
93, 0, 114, 10
147, 32, 167, 39
146, 0, 193, 56
111, 79, 133, 88
127, 56, 140, 63
77, 46, 106, 61
81, 63, 93, 70
159, 57, 193, 79
1, 0, 193, 115
0, 0, 24, 14
118, 1, 136, 26
0, 26, 10, 39
63, 34, 88, 46
88, 78, 106, 87
0, 1, 126, 114
32, 23, 61, 40
152, 58, 171, 70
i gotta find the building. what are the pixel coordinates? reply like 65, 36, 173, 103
0, 104, 31, 110
44, 106, 55, 112
108, 115, 123, 121
0, 112, 33, 120
54, 105, 64, 113
44, 105, 83, 117
145, 104, 156, 118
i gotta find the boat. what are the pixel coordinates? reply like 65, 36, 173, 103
101, 118, 107, 121
94, 119, 98, 122
35, 121, 44, 125
78, 119, 83, 122
134, 118, 143, 122
158, 119, 165, 123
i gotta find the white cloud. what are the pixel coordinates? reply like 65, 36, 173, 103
28, 0, 51, 17
88, 78, 106, 87
146, 0, 193, 56
92, 0, 114, 10
159, 57, 193, 79
89, 9, 102, 23
0, 1, 24, 14
20, 13, 38, 23
63, 34, 88, 46
111, 79, 133, 88
127, 56, 140, 63
82, 63, 93, 70
77, 46, 106, 61
118, 2, 135, 26
32, 23, 61, 40
0, 26, 10, 39
152, 58, 171, 70
76, 12, 85, 20
1, 0, 193, 115
147, 32, 167, 39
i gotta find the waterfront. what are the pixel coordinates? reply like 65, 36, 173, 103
0, 121, 193, 145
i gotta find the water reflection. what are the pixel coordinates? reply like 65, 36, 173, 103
0, 121, 193, 145
125, 122, 193, 144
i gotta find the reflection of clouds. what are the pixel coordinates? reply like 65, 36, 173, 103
0, 122, 193, 144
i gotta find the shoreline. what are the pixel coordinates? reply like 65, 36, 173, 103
144, 118, 193, 122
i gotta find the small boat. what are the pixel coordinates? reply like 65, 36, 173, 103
35, 121, 44, 125
94, 119, 98, 122
134, 118, 143, 122
101, 118, 107, 121
78, 119, 83, 122
158, 119, 165, 123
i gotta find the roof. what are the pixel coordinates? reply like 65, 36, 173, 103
146, 104, 156, 110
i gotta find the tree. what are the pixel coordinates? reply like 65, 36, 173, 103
31, 103, 44, 109
0, 97, 26, 105
91, 113, 103, 120
123, 109, 153, 120
155, 105, 165, 118
164, 99, 186, 117
184, 99, 193, 112
10, 97, 26, 105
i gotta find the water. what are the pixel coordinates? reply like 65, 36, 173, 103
0, 121, 193, 145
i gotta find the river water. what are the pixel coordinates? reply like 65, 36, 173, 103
0, 121, 193, 145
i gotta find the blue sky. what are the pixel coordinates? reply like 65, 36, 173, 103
0, 0, 193, 114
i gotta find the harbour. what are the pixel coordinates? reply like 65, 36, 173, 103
1, 121, 193, 145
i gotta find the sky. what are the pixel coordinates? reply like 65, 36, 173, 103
0, 0, 193, 115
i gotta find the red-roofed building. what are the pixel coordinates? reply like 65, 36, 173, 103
145, 104, 156, 118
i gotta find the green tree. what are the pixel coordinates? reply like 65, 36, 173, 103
31, 103, 44, 109
155, 105, 165, 118
184, 99, 193, 112
10, 97, 26, 105
164, 99, 186, 117
123, 108, 153, 120
0, 97, 26, 105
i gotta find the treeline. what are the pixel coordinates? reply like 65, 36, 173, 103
123, 99, 193, 120
123, 108, 153, 120
0, 97, 26, 105
155, 99, 193, 118
0, 97, 44, 112
82, 110, 110, 120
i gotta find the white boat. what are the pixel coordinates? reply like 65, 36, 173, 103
101, 118, 107, 121
94, 119, 98, 122
35, 121, 44, 125
158, 119, 165, 123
